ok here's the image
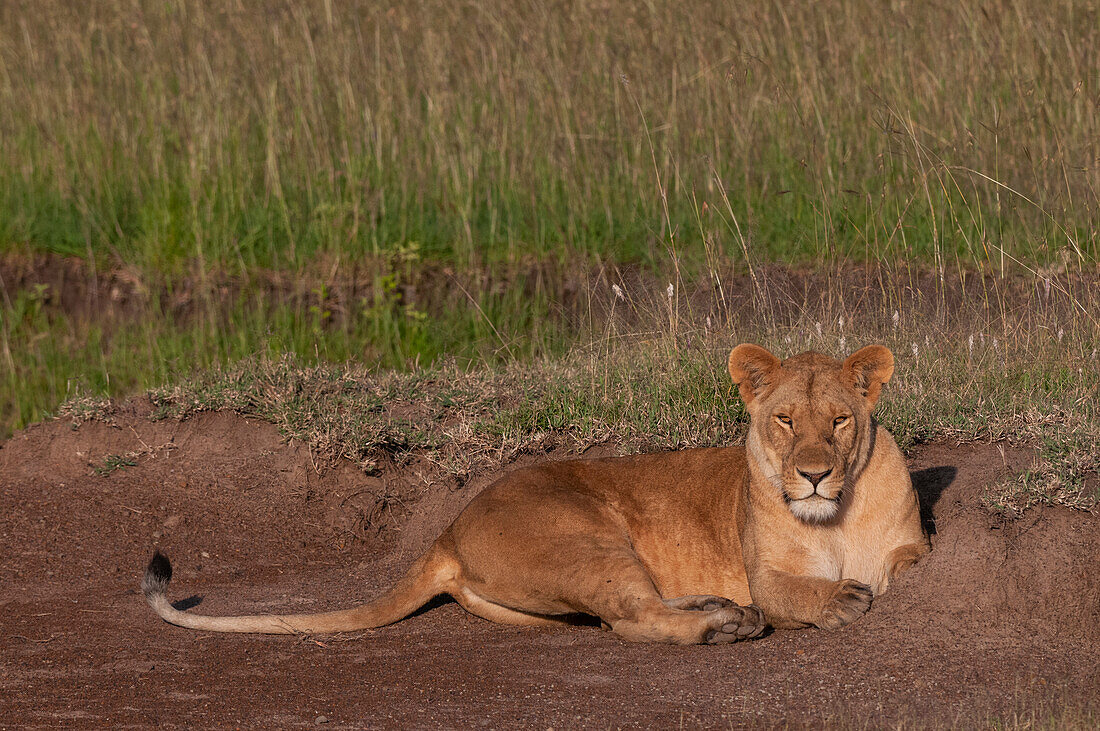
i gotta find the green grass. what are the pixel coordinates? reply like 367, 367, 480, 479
1, 266, 571, 437
93, 454, 137, 477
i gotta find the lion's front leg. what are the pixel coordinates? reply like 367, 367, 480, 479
749, 569, 873, 630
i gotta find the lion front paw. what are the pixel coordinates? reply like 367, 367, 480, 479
815, 579, 873, 630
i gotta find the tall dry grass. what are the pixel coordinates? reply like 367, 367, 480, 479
1, 0, 1096, 271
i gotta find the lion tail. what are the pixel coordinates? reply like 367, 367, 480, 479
141, 548, 456, 634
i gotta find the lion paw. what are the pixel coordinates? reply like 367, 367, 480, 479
664, 594, 734, 613
703, 604, 767, 644
816, 579, 873, 630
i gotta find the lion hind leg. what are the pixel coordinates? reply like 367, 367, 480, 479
610, 596, 766, 645
449, 498, 766, 645
548, 551, 766, 645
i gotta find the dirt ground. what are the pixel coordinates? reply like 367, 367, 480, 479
2, 404, 1098, 729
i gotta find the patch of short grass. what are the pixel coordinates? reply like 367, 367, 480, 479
93, 454, 137, 477
54, 394, 115, 430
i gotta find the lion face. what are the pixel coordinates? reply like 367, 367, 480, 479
728, 344, 895, 523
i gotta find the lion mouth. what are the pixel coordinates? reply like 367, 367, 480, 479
788, 494, 840, 509
785, 489, 841, 504
798, 493, 838, 502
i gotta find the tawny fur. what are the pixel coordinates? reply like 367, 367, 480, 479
142, 344, 928, 644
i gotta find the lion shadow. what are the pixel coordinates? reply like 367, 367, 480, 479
909, 466, 957, 535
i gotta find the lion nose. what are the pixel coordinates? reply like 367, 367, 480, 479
798, 469, 832, 487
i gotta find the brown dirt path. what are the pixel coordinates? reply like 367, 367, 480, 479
1, 407, 1097, 728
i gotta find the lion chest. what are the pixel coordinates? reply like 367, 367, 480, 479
840, 529, 906, 594
798, 533, 894, 594
778, 531, 894, 595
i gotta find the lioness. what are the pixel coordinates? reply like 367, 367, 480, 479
143, 344, 928, 644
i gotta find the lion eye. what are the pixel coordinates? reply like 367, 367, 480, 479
833, 415, 850, 427
775, 415, 792, 427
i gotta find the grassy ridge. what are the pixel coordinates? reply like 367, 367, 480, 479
1, 261, 570, 433
131, 322, 1099, 512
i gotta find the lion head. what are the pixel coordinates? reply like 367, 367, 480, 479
728, 343, 895, 523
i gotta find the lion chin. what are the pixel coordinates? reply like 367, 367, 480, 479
787, 495, 840, 523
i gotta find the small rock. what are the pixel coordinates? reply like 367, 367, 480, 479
315, 716, 329, 725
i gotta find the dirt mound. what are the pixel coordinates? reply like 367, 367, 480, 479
872, 445, 1100, 647
1, 408, 1097, 727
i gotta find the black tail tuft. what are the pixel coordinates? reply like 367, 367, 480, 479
142, 550, 173, 597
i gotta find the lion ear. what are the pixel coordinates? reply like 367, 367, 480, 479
843, 345, 895, 406
728, 344, 781, 407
